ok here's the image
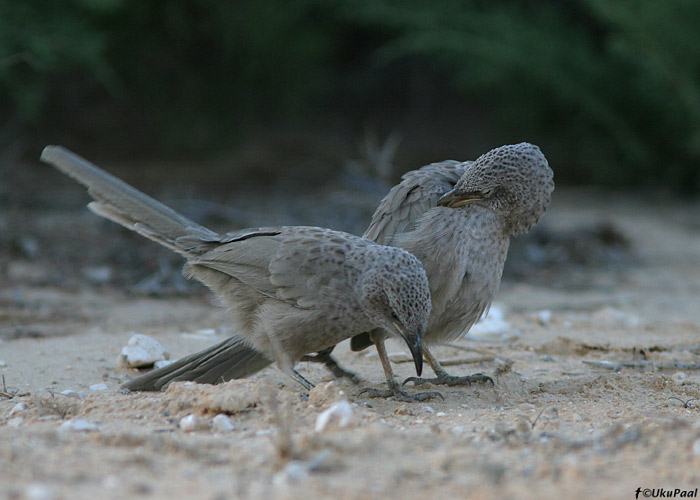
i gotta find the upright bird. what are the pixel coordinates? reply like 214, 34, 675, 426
41, 146, 434, 399
351, 142, 554, 391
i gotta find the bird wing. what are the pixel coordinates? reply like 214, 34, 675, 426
351, 160, 468, 352
185, 227, 285, 297
363, 160, 469, 244
189, 227, 364, 309
267, 228, 366, 308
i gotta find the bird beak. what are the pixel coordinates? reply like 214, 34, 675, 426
437, 189, 484, 208
394, 322, 423, 376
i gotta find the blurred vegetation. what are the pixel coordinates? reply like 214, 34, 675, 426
1, 0, 699, 190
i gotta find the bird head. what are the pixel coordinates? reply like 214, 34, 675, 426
361, 247, 431, 376
437, 143, 555, 235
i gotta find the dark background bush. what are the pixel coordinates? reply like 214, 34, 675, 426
2, 0, 699, 191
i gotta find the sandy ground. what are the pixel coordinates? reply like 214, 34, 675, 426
3, 188, 700, 500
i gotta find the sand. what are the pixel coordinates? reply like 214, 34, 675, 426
3, 189, 700, 500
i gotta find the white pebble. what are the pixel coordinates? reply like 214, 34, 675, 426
211, 414, 235, 432
101, 475, 121, 489
180, 328, 218, 339
26, 483, 55, 500
9, 402, 28, 416
8, 417, 23, 427
0, 360, 6, 367
83, 266, 112, 284
59, 419, 99, 432
272, 451, 331, 487
196, 328, 217, 336
591, 307, 639, 328
693, 438, 700, 456
283, 462, 309, 482
120, 334, 169, 367
89, 383, 109, 392
179, 414, 206, 432
423, 406, 436, 414
314, 400, 353, 432
672, 372, 687, 382
273, 461, 309, 486
60, 390, 85, 399
464, 305, 519, 342
436, 412, 446, 417
535, 309, 552, 325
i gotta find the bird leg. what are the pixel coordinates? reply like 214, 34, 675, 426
267, 328, 317, 392
358, 339, 443, 402
289, 369, 315, 391
403, 346, 494, 387
300, 347, 362, 384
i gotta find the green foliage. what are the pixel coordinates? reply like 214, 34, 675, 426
0, 0, 116, 120
99, 0, 334, 148
0, 0, 334, 149
333, 0, 700, 189
2, 0, 700, 189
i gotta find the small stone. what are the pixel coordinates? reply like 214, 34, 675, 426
60, 390, 85, 399
25, 483, 55, 500
180, 329, 218, 340
120, 334, 169, 368
436, 411, 446, 417
8, 417, 23, 427
211, 414, 235, 432
693, 438, 700, 456
672, 372, 687, 382
591, 307, 639, 328
89, 383, 109, 392
273, 461, 310, 486
535, 309, 552, 325
272, 451, 331, 487
179, 414, 207, 432
102, 475, 121, 489
9, 402, 28, 416
59, 419, 99, 432
464, 305, 519, 342
314, 400, 353, 432
83, 266, 112, 284
0, 360, 7, 367
423, 406, 436, 414
19, 236, 39, 258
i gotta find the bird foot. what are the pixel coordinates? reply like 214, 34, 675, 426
323, 363, 362, 385
300, 351, 362, 384
403, 372, 494, 387
357, 386, 444, 402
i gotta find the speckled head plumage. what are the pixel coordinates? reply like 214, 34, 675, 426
438, 142, 554, 235
360, 246, 431, 375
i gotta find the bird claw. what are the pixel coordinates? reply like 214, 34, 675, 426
403, 372, 494, 387
357, 386, 444, 402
